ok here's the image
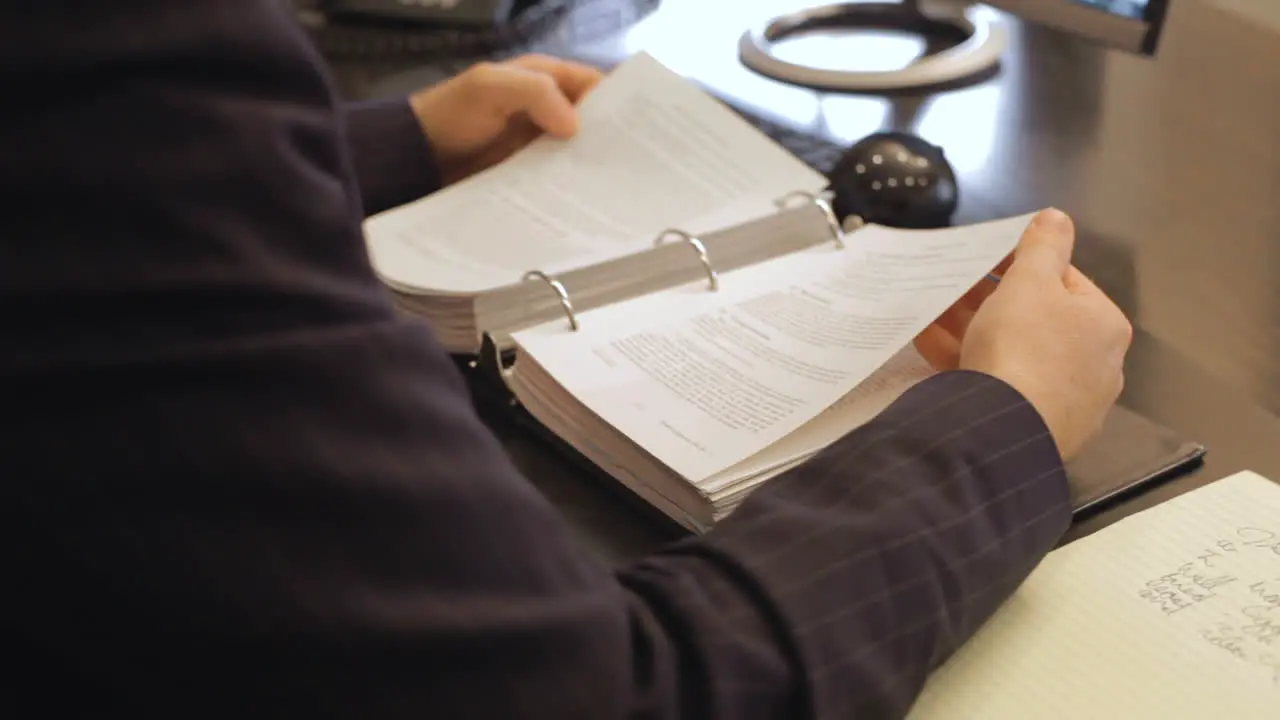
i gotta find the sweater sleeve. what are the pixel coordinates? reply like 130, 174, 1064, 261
344, 98, 443, 215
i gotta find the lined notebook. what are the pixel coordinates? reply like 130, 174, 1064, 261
909, 471, 1280, 719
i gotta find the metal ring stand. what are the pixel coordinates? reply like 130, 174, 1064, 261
738, 1, 1007, 92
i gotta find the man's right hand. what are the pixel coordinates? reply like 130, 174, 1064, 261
923, 209, 1133, 460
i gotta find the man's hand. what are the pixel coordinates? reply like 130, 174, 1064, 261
409, 54, 603, 185
915, 209, 1133, 459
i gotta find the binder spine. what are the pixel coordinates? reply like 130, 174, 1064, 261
653, 229, 719, 291
774, 189, 854, 247
474, 187, 861, 405
514, 227, 723, 340
488, 224, 726, 405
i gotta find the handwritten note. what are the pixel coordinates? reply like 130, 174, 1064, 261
1136, 524, 1280, 684
907, 471, 1280, 720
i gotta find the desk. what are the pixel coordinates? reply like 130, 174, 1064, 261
328, 0, 1280, 563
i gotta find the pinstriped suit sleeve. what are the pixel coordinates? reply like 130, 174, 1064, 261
2, 3, 1072, 719
698, 370, 1071, 718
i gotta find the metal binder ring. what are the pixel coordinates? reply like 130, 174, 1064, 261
774, 190, 846, 249
521, 270, 579, 331
654, 229, 719, 291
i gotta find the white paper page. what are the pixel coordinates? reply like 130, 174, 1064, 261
514, 215, 1030, 483
908, 471, 1280, 720
364, 52, 827, 294
703, 345, 936, 493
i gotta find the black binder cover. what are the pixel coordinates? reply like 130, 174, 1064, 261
1066, 404, 1206, 516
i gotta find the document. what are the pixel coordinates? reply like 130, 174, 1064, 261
363, 52, 827, 294
908, 471, 1280, 719
514, 215, 1029, 482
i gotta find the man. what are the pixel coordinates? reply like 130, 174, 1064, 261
1, 2, 1132, 719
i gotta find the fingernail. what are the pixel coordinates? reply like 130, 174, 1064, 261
1037, 208, 1070, 230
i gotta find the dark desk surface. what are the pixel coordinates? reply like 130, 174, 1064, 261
328, 0, 1280, 563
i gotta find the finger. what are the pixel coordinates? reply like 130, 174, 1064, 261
508, 54, 604, 102
932, 302, 975, 345
1007, 208, 1075, 281
921, 278, 992, 352
467, 63, 580, 138
961, 272, 1001, 308
914, 324, 962, 371
939, 274, 999, 326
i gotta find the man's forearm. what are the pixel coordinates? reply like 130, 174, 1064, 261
344, 99, 442, 215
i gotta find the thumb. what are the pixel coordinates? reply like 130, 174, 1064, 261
1007, 208, 1075, 282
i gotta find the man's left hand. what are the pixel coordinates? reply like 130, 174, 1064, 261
409, 54, 603, 186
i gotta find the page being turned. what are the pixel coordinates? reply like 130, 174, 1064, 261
363, 52, 827, 295
513, 215, 1031, 482
701, 345, 937, 494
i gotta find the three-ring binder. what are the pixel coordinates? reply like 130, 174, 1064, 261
521, 270, 578, 331
774, 190, 855, 249
514, 190, 858, 336
654, 228, 719, 291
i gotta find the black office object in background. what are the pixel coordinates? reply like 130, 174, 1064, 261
296, 0, 660, 60
318, 0, 524, 26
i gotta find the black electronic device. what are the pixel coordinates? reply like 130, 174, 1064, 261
827, 132, 959, 229
298, 0, 660, 60
313, 0, 525, 26
295, 0, 573, 58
